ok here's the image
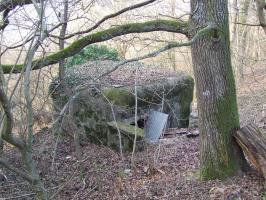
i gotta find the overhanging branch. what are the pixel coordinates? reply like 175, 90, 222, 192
1, 19, 189, 74
58, 0, 158, 40
98, 24, 216, 78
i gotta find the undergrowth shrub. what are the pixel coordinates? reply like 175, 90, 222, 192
66, 44, 119, 68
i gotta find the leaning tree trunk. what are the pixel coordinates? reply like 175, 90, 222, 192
189, 0, 246, 180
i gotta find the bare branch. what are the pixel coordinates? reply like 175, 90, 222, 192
233, 22, 261, 26
59, 0, 158, 39
0, 87, 25, 149
1, 19, 189, 74
98, 24, 215, 78
0, 22, 63, 56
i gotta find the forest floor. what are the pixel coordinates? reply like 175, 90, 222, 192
1, 128, 264, 200
0, 70, 266, 200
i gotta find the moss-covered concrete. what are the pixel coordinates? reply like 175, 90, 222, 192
107, 121, 144, 137
107, 121, 145, 151
103, 89, 135, 107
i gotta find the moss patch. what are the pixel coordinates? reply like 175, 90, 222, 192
107, 121, 144, 137
103, 88, 135, 107
200, 157, 237, 180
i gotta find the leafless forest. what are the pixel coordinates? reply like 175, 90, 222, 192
0, 0, 265, 199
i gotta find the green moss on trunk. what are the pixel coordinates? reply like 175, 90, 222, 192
200, 96, 239, 180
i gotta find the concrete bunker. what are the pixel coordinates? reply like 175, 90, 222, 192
50, 60, 194, 151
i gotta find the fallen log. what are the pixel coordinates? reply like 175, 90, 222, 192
234, 123, 266, 179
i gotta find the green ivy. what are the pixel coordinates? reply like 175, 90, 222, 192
65, 44, 119, 68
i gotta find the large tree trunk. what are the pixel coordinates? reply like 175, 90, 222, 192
189, 0, 246, 179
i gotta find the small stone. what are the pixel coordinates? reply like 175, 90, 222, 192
124, 169, 131, 174
143, 166, 149, 173
66, 155, 72, 160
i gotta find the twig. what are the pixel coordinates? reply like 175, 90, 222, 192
233, 22, 261, 26
0, 158, 33, 182
72, 176, 87, 200
94, 87, 125, 166
131, 66, 139, 167
81, 185, 98, 199
50, 169, 78, 199
0, 181, 28, 189
2, 192, 36, 200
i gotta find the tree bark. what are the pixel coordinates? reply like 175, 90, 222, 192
190, 0, 246, 179
234, 124, 266, 178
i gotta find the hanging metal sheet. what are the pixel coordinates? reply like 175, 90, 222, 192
144, 110, 168, 143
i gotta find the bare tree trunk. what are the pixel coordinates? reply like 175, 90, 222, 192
190, 0, 247, 180
59, 0, 68, 84
169, 0, 176, 70
22, 1, 48, 198
0, 79, 4, 154
231, 0, 239, 43
237, 0, 251, 81
58, 0, 84, 177
21, 149, 47, 200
